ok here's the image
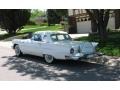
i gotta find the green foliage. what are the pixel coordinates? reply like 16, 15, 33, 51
75, 32, 120, 56
47, 9, 68, 25
0, 9, 31, 34
31, 9, 45, 19
27, 20, 36, 25
20, 24, 62, 33
39, 23, 48, 26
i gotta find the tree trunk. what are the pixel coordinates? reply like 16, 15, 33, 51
97, 9, 109, 43
86, 9, 110, 42
91, 19, 97, 33
8, 29, 16, 35
98, 22, 108, 42
115, 9, 120, 29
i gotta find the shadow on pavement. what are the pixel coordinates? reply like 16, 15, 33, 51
1, 55, 120, 81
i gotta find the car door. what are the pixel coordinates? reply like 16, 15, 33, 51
29, 34, 43, 56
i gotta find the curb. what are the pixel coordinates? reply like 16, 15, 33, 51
82, 55, 120, 67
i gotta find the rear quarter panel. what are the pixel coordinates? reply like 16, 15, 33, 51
41, 43, 70, 59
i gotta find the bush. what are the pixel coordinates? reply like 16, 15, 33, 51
27, 20, 36, 25
75, 32, 120, 56
40, 23, 48, 26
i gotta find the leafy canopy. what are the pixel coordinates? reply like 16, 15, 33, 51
0, 9, 31, 34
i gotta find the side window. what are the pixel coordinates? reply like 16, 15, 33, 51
57, 34, 64, 40
51, 34, 58, 41
32, 34, 42, 41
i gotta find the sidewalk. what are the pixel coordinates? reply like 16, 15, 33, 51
0, 41, 12, 48
83, 55, 120, 67
69, 34, 88, 39
0, 31, 7, 35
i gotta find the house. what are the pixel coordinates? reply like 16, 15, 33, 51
31, 15, 47, 25
67, 9, 115, 34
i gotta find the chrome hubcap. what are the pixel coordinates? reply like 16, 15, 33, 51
45, 55, 54, 63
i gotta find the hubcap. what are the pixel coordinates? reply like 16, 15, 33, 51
45, 54, 54, 63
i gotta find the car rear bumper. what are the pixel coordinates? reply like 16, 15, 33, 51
65, 52, 102, 60
65, 53, 84, 60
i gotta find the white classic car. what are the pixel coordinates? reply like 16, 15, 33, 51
12, 31, 99, 63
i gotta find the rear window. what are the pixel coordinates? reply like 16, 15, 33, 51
51, 34, 72, 41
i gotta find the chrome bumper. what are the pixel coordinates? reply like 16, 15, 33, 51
65, 52, 102, 60
65, 53, 84, 60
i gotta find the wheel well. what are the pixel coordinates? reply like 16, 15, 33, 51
13, 44, 18, 49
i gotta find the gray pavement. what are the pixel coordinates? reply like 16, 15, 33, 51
0, 46, 120, 81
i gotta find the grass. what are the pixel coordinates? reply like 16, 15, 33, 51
23, 25, 44, 29
0, 24, 63, 40
20, 24, 62, 33
75, 32, 120, 57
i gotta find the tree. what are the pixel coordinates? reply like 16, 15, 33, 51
47, 9, 68, 26
0, 9, 31, 34
30, 9, 45, 19
86, 9, 110, 42
115, 9, 120, 29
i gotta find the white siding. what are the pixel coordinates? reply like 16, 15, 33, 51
107, 17, 115, 29
77, 21, 92, 34
68, 9, 115, 33
76, 17, 115, 34
68, 9, 73, 16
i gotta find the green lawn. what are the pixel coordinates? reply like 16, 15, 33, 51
75, 32, 120, 57
0, 24, 63, 40
20, 24, 62, 33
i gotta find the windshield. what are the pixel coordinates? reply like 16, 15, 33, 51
51, 34, 72, 41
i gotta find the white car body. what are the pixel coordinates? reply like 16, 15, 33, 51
12, 31, 98, 62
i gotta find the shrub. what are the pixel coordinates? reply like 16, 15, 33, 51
27, 20, 36, 25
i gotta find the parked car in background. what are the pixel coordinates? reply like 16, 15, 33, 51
12, 31, 99, 63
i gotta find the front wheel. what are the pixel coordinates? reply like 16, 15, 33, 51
44, 54, 54, 64
14, 45, 23, 56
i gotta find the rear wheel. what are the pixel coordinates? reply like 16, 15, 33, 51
14, 45, 22, 56
44, 54, 54, 64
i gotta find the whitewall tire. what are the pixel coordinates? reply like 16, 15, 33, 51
44, 54, 54, 63
15, 45, 22, 56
